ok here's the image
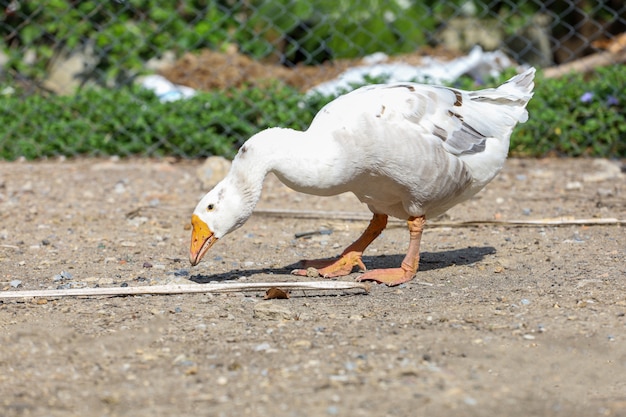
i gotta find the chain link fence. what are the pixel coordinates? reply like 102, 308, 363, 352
1, 1, 624, 159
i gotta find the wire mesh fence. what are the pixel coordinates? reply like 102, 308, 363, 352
0, 0, 625, 160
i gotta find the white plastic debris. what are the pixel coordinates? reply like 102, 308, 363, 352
139, 74, 196, 102
308, 46, 516, 97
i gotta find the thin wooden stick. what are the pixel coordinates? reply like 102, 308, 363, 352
253, 209, 625, 226
0, 281, 370, 299
432, 217, 625, 227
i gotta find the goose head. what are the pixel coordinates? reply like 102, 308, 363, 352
189, 178, 253, 266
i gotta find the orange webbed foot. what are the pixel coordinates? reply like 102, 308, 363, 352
356, 267, 415, 287
291, 251, 366, 278
356, 215, 424, 286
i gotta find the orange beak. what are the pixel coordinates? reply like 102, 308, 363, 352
189, 214, 218, 266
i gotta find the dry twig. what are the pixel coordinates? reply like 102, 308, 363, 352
253, 209, 624, 227
0, 281, 370, 299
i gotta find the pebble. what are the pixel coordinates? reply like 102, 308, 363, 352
167, 269, 189, 277
464, 397, 478, 406
114, 182, 126, 194
583, 159, 624, 182
565, 181, 583, 191
596, 188, 614, 198
253, 301, 294, 320
254, 342, 271, 352
53, 271, 73, 281
97, 277, 114, 286
196, 156, 232, 189
10, 280, 22, 288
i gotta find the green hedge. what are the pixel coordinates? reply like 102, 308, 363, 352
512, 66, 625, 157
0, 65, 624, 160
0, 82, 328, 160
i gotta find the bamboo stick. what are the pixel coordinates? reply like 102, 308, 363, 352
0, 281, 370, 299
252, 209, 624, 227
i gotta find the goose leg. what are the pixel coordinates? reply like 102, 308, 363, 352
357, 215, 425, 286
292, 213, 388, 278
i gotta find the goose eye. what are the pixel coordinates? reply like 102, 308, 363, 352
207, 204, 215, 212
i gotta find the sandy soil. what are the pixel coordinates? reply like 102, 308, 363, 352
0, 157, 625, 417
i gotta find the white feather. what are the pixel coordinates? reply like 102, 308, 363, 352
193, 68, 535, 236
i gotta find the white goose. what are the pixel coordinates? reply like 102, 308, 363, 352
189, 68, 535, 286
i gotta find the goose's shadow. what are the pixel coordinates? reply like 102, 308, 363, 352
190, 246, 495, 284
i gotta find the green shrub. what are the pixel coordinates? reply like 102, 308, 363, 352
243, 0, 437, 63
0, 81, 326, 160
0, 65, 624, 161
512, 66, 625, 157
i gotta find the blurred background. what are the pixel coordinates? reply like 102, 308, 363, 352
0, 0, 624, 160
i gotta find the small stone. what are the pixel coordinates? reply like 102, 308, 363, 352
522, 334, 535, 340
54, 271, 73, 280
583, 159, 623, 182
464, 397, 478, 406
596, 188, 614, 198
290, 340, 312, 349
253, 301, 294, 320
98, 277, 114, 286
143, 262, 153, 268
10, 280, 22, 288
197, 156, 232, 189
565, 181, 583, 191
254, 342, 271, 352
114, 182, 126, 194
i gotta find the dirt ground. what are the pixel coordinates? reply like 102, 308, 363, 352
0, 157, 625, 417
